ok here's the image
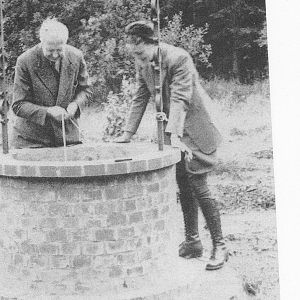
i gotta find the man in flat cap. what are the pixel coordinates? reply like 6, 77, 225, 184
11, 18, 92, 148
117, 20, 228, 270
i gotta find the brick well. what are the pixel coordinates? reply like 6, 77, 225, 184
0, 143, 183, 298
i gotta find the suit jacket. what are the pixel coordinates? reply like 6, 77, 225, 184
11, 43, 92, 148
125, 43, 222, 164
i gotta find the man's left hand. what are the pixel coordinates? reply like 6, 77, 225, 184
66, 102, 78, 119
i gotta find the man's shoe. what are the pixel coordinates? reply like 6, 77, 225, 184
205, 244, 229, 270
179, 239, 203, 258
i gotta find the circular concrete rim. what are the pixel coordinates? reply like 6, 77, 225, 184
0, 142, 181, 178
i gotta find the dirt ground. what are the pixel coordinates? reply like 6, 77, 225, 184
221, 210, 279, 299
207, 92, 279, 299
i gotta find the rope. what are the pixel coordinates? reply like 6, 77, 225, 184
69, 117, 80, 130
61, 114, 67, 161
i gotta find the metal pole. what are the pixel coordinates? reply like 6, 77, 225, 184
151, 0, 165, 151
0, 0, 9, 154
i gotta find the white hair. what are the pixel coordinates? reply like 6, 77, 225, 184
39, 18, 69, 43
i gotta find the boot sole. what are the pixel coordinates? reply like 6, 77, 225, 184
205, 253, 229, 271
205, 262, 224, 270
179, 251, 203, 259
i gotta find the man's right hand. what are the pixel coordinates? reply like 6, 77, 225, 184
47, 106, 68, 122
114, 132, 133, 143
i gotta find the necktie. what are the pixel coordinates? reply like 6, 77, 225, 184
50, 60, 60, 74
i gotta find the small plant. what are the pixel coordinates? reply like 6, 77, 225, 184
102, 77, 136, 141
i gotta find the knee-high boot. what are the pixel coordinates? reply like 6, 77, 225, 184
189, 174, 228, 270
177, 165, 203, 258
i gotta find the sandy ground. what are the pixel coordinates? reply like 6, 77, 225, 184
209, 92, 279, 299
221, 210, 278, 299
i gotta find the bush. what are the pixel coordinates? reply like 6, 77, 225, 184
161, 13, 212, 69
77, 0, 150, 104
102, 77, 136, 141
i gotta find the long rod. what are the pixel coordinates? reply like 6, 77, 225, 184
0, 0, 8, 154
151, 0, 164, 151
157, 1, 164, 151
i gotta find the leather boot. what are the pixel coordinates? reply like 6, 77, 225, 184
205, 241, 229, 270
201, 199, 229, 270
177, 162, 202, 258
188, 173, 228, 270
179, 235, 203, 258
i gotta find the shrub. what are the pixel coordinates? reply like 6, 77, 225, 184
77, 0, 150, 104
161, 13, 212, 69
102, 77, 136, 141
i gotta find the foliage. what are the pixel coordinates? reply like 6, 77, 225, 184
160, 0, 268, 82
2, 0, 268, 95
102, 77, 136, 141
76, 0, 150, 103
256, 21, 268, 48
206, 0, 268, 82
161, 13, 212, 69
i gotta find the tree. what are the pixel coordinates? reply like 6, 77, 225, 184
2, 0, 268, 99
207, 0, 267, 82
160, 0, 268, 82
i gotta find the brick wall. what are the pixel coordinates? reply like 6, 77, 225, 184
0, 164, 178, 296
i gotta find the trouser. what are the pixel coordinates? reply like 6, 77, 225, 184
176, 156, 223, 246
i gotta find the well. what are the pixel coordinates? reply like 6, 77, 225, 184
0, 143, 245, 300
0, 143, 184, 299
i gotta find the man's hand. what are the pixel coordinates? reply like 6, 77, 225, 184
47, 106, 68, 122
170, 134, 193, 161
66, 102, 78, 119
114, 132, 133, 143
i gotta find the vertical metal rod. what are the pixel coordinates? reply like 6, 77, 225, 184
151, 0, 165, 151
0, 0, 8, 154
157, 0, 164, 151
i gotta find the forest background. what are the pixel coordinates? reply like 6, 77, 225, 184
2, 0, 268, 101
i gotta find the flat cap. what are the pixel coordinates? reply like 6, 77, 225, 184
125, 20, 155, 39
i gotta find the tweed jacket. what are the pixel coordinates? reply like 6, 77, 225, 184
125, 43, 222, 171
11, 44, 92, 148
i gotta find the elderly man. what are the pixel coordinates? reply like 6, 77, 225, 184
11, 18, 92, 148
117, 21, 228, 270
